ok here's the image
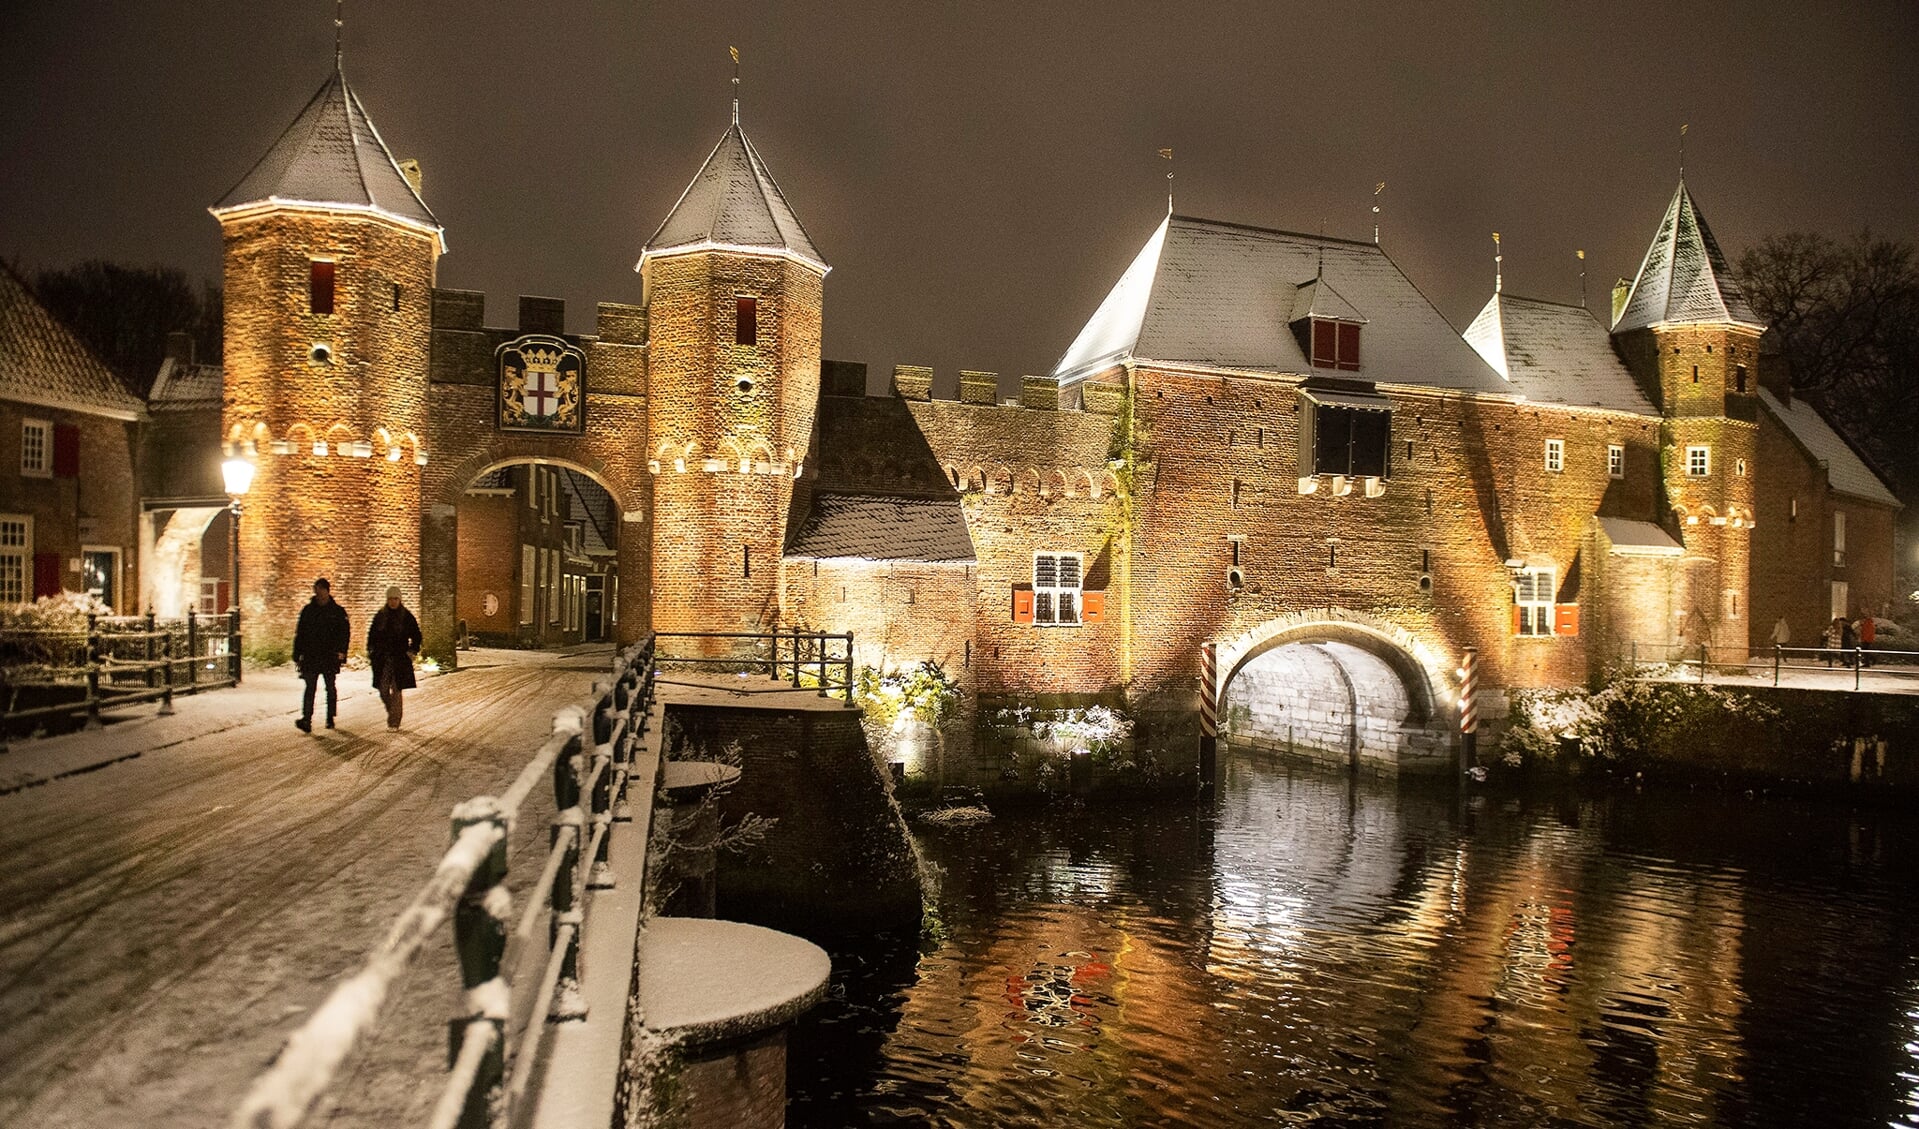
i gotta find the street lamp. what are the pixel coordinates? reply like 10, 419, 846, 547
221, 456, 254, 684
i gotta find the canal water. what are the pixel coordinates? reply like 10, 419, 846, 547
786, 753, 1919, 1127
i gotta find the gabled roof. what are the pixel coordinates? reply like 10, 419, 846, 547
1598, 517, 1685, 556
1052, 215, 1505, 393
149, 357, 224, 412
0, 265, 146, 421
638, 117, 826, 273
785, 494, 975, 563
212, 65, 442, 245
1759, 389, 1900, 508
1612, 180, 1761, 333
1464, 293, 1655, 415
1290, 277, 1366, 324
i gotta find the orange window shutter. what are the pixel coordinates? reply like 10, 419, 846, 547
1082, 590, 1106, 623
1013, 586, 1034, 624
1512, 604, 1523, 635
1556, 604, 1580, 636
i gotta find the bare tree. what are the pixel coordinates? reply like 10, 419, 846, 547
31, 261, 221, 397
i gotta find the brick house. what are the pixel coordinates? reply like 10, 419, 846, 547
0, 263, 145, 611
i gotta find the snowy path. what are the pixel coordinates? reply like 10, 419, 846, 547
0, 648, 612, 1128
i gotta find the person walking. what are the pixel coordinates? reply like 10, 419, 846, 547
1858, 609, 1877, 668
291, 577, 348, 733
1840, 615, 1859, 669
1824, 616, 1844, 668
368, 585, 422, 730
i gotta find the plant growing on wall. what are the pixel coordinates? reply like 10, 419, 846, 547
854, 661, 963, 730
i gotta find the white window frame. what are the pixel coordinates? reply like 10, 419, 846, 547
1544, 439, 1564, 473
0, 514, 32, 604
520, 544, 536, 624
548, 549, 561, 624
21, 419, 50, 478
1607, 443, 1625, 479
1686, 445, 1711, 477
1515, 567, 1555, 637
1032, 551, 1083, 627
1831, 580, 1849, 622
198, 577, 221, 615
1833, 510, 1846, 567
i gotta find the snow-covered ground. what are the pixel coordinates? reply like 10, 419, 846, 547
0, 646, 613, 1128
1637, 657, 1919, 695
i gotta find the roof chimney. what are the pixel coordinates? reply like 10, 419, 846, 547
399, 158, 423, 197
1610, 277, 1632, 328
165, 330, 195, 366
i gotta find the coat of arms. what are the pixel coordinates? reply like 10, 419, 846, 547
498, 334, 585, 433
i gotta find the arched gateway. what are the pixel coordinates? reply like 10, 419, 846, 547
1215, 609, 1457, 774
215, 64, 822, 661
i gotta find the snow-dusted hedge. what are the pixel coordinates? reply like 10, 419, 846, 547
1505, 678, 1781, 767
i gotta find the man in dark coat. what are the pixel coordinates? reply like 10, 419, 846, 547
291, 577, 349, 733
368, 585, 422, 730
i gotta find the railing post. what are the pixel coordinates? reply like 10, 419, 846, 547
1774, 644, 1781, 687
817, 630, 828, 697
448, 797, 510, 1129
550, 712, 588, 1019
844, 632, 855, 704
791, 627, 802, 688
587, 745, 614, 889
144, 610, 157, 691
185, 609, 197, 689
84, 613, 102, 731
228, 608, 242, 686
1856, 649, 1864, 691
1698, 644, 1707, 682
159, 619, 176, 716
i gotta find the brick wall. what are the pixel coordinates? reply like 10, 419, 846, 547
1, 401, 140, 611
454, 490, 517, 640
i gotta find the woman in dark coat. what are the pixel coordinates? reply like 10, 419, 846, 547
368, 585, 422, 730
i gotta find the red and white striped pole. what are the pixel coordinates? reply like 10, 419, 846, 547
1198, 642, 1218, 788
1459, 645, 1478, 775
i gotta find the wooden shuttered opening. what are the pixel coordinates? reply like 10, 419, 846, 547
1012, 585, 1034, 624
33, 553, 60, 599
1554, 604, 1580, 636
52, 424, 80, 478
1081, 590, 1106, 623
1336, 322, 1361, 370
1311, 320, 1337, 367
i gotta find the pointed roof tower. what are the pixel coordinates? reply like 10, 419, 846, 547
638, 119, 827, 273
1611, 180, 1760, 333
210, 63, 443, 249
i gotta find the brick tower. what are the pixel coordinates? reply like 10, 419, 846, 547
638, 101, 827, 636
1611, 179, 1766, 656
211, 60, 443, 654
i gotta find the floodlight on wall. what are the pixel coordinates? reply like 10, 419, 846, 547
387, 445, 403, 462
313, 441, 329, 456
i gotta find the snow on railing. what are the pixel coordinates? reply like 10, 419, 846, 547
1616, 640, 1919, 692
653, 628, 856, 702
230, 636, 660, 1129
2, 610, 240, 735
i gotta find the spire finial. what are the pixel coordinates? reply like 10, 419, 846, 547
1372, 181, 1385, 245
334, 0, 344, 69
1576, 248, 1587, 309
1159, 148, 1173, 215
1679, 122, 1689, 179
1493, 231, 1503, 294
730, 45, 741, 124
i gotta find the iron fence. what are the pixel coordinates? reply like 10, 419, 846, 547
652, 627, 856, 702
1, 610, 241, 732
229, 636, 660, 1129
1614, 640, 1919, 691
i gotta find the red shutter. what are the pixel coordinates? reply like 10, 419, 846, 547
216, 580, 230, 614
1512, 604, 1523, 635
1012, 586, 1035, 624
33, 552, 61, 599
1312, 320, 1337, 366
53, 424, 80, 478
1337, 323, 1361, 370
736, 296, 757, 345
309, 260, 335, 315
1555, 604, 1580, 636
1081, 590, 1106, 623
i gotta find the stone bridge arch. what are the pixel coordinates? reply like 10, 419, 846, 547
1215, 609, 1456, 775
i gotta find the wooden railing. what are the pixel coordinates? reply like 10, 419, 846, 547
2, 610, 241, 732
653, 628, 856, 703
230, 636, 660, 1129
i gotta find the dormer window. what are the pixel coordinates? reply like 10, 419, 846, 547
1311, 319, 1362, 370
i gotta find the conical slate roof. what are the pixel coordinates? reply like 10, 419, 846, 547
212, 65, 441, 242
1612, 180, 1760, 333
638, 116, 826, 272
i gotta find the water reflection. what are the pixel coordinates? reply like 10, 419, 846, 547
788, 756, 1919, 1127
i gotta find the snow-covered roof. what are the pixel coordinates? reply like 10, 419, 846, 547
149, 357, 223, 412
786, 494, 975, 563
1052, 215, 1506, 393
212, 65, 442, 246
1612, 180, 1761, 333
1464, 294, 1655, 415
1290, 277, 1367, 324
560, 469, 618, 555
638, 117, 826, 273
1759, 389, 1900, 508
1598, 517, 1684, 556
0, 264, 145, 421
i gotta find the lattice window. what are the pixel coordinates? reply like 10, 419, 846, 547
1033, 552, 1082, 626
0, 516, 30, 605
1514, 567, 1555, 637
21, 420, 49, 477
1544, 439, 1564, 473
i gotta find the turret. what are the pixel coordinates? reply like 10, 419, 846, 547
1611, 179, 1765, 647
638, 105, 827, 636
211, 61, 442, 653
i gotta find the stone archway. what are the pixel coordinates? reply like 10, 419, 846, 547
1216, 609, 1456, 774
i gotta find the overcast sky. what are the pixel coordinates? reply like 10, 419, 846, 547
6, 1, 1916, 389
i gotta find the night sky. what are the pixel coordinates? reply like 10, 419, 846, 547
6, 1, 1916, 390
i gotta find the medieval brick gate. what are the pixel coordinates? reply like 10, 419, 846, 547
1214, 610, 1458, 774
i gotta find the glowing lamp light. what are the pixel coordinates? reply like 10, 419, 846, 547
738, 458, 752, 474
221, 456, 256, 498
